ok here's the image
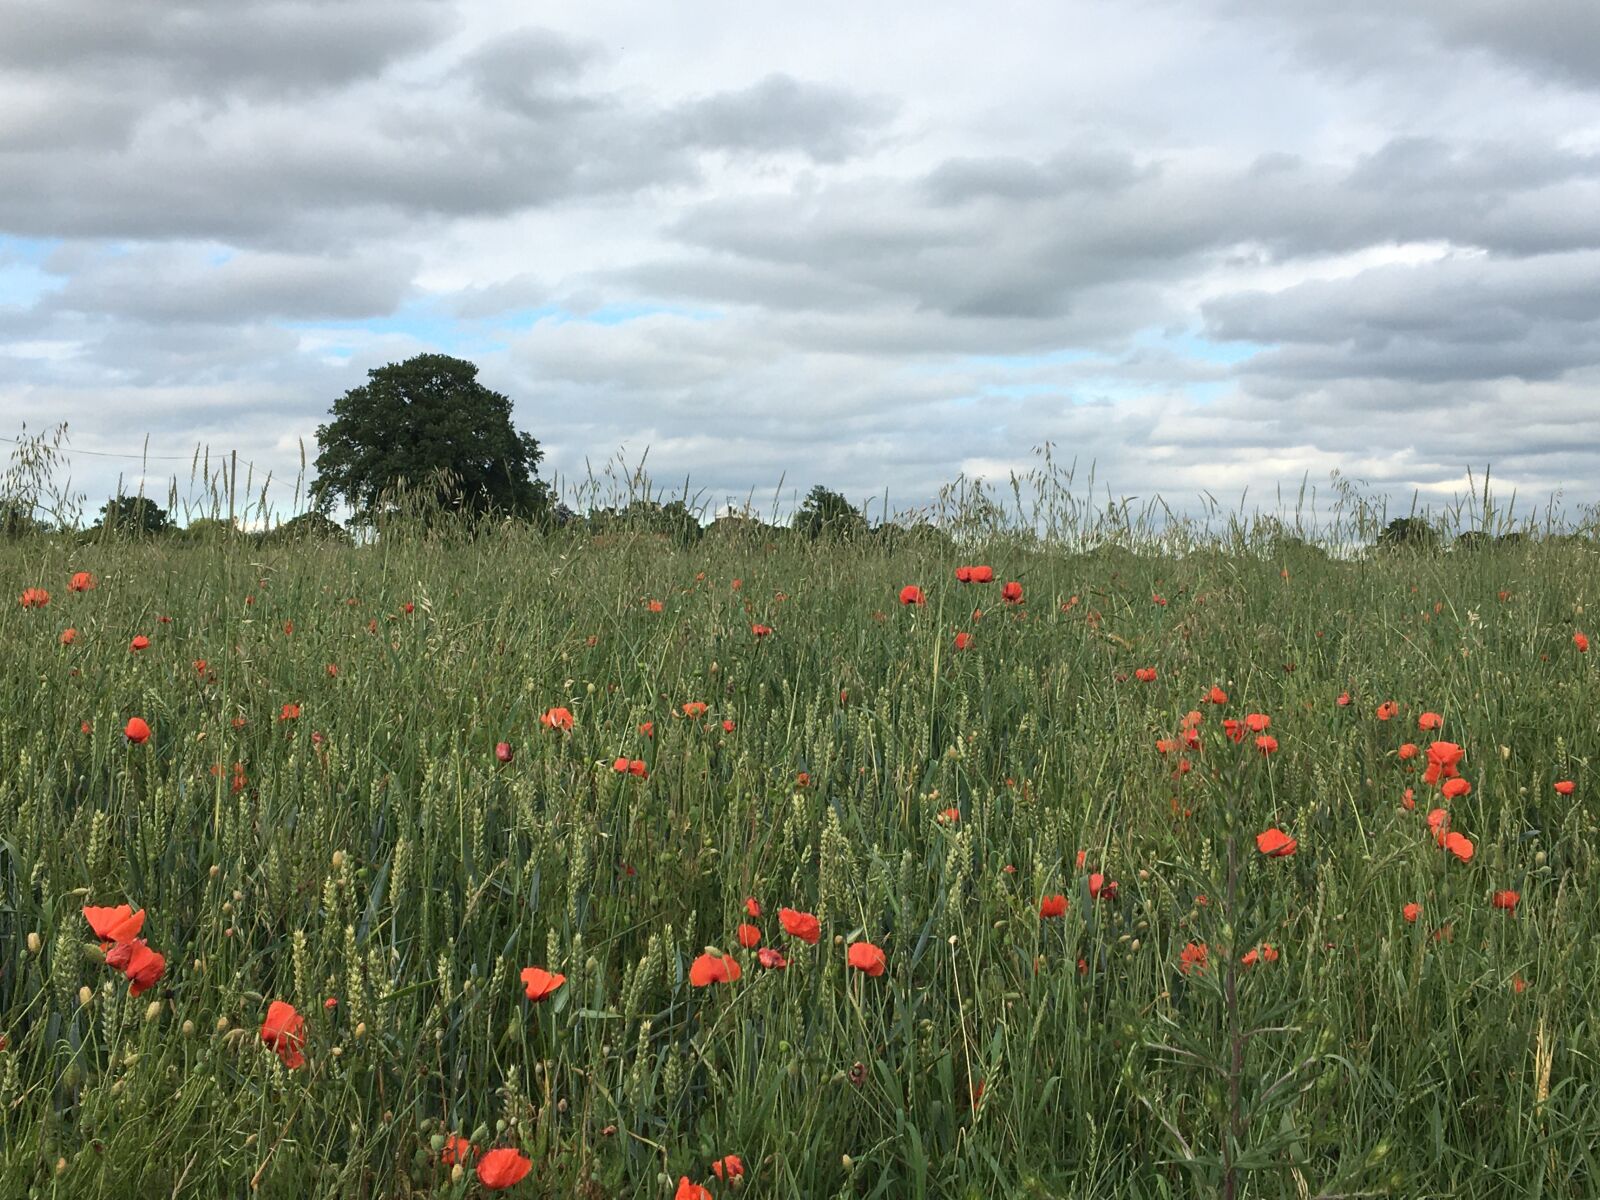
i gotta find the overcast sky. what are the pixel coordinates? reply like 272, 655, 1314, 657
2, 0, 1599, 527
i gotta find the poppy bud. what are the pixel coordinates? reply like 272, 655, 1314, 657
495, 742, 514, 764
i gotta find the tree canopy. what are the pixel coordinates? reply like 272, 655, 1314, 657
793, 485, 867, 541
311, 354, 549, 523
96, 494, 173, 537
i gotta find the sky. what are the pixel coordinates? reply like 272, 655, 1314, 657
2, 0, 1599, 528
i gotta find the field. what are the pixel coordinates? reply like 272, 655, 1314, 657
2, 523, 1598, 1198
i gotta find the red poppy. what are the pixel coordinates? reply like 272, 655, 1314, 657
629, 759, 648, 778
721, 719, 736, 732
1221, 718, 1245, 743
779, 907, 820, 944
541, 706, 574, 731
260, 1000, 306, 1069
1555, 779, 1575, 795
19, 587, 49, 608
757, 947, 788, 969
847, 941, 887, 976
402, 602, 415, 614
954, 632, 972, 651
495, 742, 514, 763
1152, 592, 1167, 606
745, 897, 761, 917
520, 967, 566, 1002
84, 904, 145, 944
1178, 942, 1208, 974
646, 599, 664, 613
130, 635, 150, 652
1244, 713, 1271, 733
441, 1134, 478, 1165
124, 717, 151, 744
59, 627, 77, 645
955, 566, 973, 583
711, 1155, 744, 1182
970, 566, 994, 583
1402, 902, 1421, 923
1491, 890, 1520, 911
279, 703, 301, 721
689, 952, 741, 986
1418, 711, 1442, 731
751, 623, 772, 638
1134, 667, 1157, 683
737, 923, 762, 948
899, 585, 925, 606
794, 771, 811, 788
1423, 742, 1464, 785
676, 1179, 712, 1200
1206, 686, 1228, 704
1255, 828, 1297, 857
1398, 743, 1418, 760
1001, 581, 1023, 604
1255, 735, 1279, 755
937, 807, 960, 823
1575, 631, 1590, 653
1087, 872, 1117, 900
1402, 787, 1415, 810
70, 572, 96, 592
681, 702, 708, 718
1240, 944, 1279, 967
1443, 831, 1474, 862
1441, 777, 1472, 799
1154, 738, 1178, 755
105, 939, 165, 995
477, 1147, 532, 1190
1336, 691, 1351, 707
638, 721, 654, 738
1376, 701, 1398, 721
1039, 893, 1068, 918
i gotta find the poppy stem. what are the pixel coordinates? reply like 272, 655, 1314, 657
1222, 830, 1243, 1200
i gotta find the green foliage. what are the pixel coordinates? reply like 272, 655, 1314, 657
588, 499, 703, 546
95, 493, 173, 537
1, 529, 1597, 1196
1377, 515, 1441, 553
311, 354, 549, 524
793, 485, 867, 541
258, 511, 353, 546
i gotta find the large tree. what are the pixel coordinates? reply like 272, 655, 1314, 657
312, 354, 549, 522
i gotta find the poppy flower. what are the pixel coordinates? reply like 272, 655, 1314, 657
1039, 893, 1068, 918
1492, 890, 1520, 911
721, 719, 736, 732
1398, 743, 1418, 760
1152, 592, 1167, 606
19, 587, 49, 608
737, 923, 762, 948
260, 1000, 306, 1069
1418, 712, 1443, 731
1240, 944, 1279, 967
847, 941, 887, 976
757, 947, 788, 969
130, 635, 150, 652
1401, 787, 1415, 810
1244, 713, 1271, 733
1178, 942, 1208, 974
1336, 691, 1351, 707
1426, 807, 1449, 836
84, 904, 145, 944
105, 939, 165, 995
794, 771, 810, 788
70, 572, 95, 592
60, 628, 77, 645
1423, 742, 1464, 785
495, 742, 514, 763
477, 1147, 532, 1190
681, 701, 708, 718
676, 1179, 712, 1200
1134, 667, 1157, 683
1087, 873, 1117, 900
124, 717, 151, 744
779, 907, 821, 944
1443, 831, 1474, 862
520, 967, 566, 1003
899, 585, 925, 606
1575, 631, 1589, 653
1440, 777, 1472, 799
279, 703, 301, 721
1221, 718, 1245, 743
628, 759, 648, 778
1001, 581, 1023, 604
441, 1135, 477, 1166
955, 565, 973, 582
1402, 902, 1421, 923
1555, 779, 1575, 795
1155, 738, 1178, 755
711, 1155, 744, 1182
1206, 686, 1228, 704
689, 952, 741, 987
638, 721, 654, 738
1255, 735, 1278, 755
402, 602, 415, 614
954, 632, 972, 651
613, 757, 631, 773
970, 566, 994, 583
541, 706, 574, 731
646, 599, 664, 613
745, 897, 761, 917
937, 807, 960, 823
1255, 828, 1297, 857
1376, 701, 1398, 721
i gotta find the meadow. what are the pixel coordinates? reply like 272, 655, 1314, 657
2, 514, 1598, 1198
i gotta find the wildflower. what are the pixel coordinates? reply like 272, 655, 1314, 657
1402, 787, 1415, 809
1001, 581, 1023, 604
520, 967, 566, 1002
323, 997, 338, 1010
1443, 831, 1474, 862
795, 771, 810, 788
1206, 686, 1228, 704
1244, 713, 1271, 733
84, 904, 146, 944
260, 1000, 306, 1069
721, 719, 736, 732
1441, 777, 1472, 799
279, 703, 300, 721
970, 566, 994, 583
955, 566, 973, 582
1255, 828, 1297, 857
541, 706, 575, 731
496, 742, 514, 764
1336, 691, 1351, 706
847, 941, 887, 976
1426, 807, 1450, 838
1398, 743, 1418, 761
60, 628, 76, 645
681, 701, 708, 718
646, 599, 664, 613
751, 623, 772, 638
899, 585, 925, 606
402, 602, 415, 614
1155, 738, 1178, 755
676, 1179, 712, 1200
70, 572, 95, 592
130, 635, 150, 652
1376, 701, 1398, 721
1402, 902, 1421, 923
954, 632, 972, 651
1423, 742, 1464, 785
477, 1148, 532, 1190
1039, 894, 1068, 918
689, 952, 741, 986
1575, 631, 1589, 653
745, 897, 762, 917
1555, 779, 1575, 795
779, 907, 821, 944
711, 1155, 744, 1182
1134, 667, 1157, 683
937, 807, 960, 823
441, 1135, 477, 1166
1221, 718, 1245, 743
19, 587, 49, 607
1087, 873, 1117, 900
124, 717, 151, 744
1418, 711, 1443, 731
1240, 944, 1279, 966
1152, 592, 1167, 606
1255, 734, 1279, 755
105, 939, 165, 995
737, 923, 761, 948
1491, 890, 1520, 911
1178, 942, 1209, 974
